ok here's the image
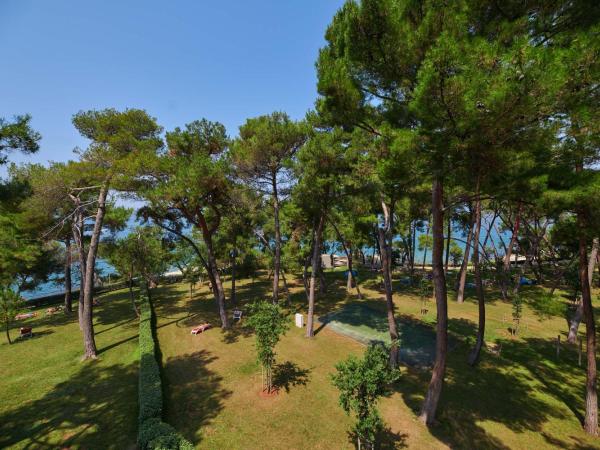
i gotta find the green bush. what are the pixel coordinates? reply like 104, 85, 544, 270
138, 286, 162, 424
138, 419, 194, 450
137, 286, 193, 450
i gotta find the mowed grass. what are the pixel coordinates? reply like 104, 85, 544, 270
154, 270, 600, 450
0, 287, 140, 449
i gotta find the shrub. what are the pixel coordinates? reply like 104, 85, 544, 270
137, 286, 193, 450
332, 343, 400, 449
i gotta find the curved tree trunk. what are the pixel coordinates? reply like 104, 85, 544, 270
568, 237, 599, 344
306, 214, 325, 338
420, 178, 448, 425
64, 237, 73, 313
5, 321, 12, 344
579, 227, 598, 435
272, 176, 281, 304
81, 184, 110, 360
378, 221, 399, 368
456, 207, 474, 303
468, 195, 485, 366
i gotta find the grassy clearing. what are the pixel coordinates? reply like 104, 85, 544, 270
0, 288, 140, 449
154, 269, 600, 449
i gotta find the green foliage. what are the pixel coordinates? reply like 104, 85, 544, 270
0, 115, 40, 164
137, 285, 193, 450
331, 343, 400, 447
104, 226, 169, 285
0, 286, 24, 343
247, 301, 289, 370
449, 242, 463, 266
528, 292, 566, 320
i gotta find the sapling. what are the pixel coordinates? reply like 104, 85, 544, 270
247, 301, 289, 393
331, 343, 400, 450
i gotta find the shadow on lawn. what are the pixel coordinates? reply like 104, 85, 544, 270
0, 362, 137, 449
394, 316, 598, 449
162, 350, 232, 445
273, 361, 311, 393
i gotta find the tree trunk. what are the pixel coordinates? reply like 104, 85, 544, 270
445, 218, 451, 273
410, 220, 417, 278
420, 177, 448, 425
468, 195, 485, 366
231, 250, 237, 306
272, 176, 281, 304
456, 207, 474, 303
64, 237, 73, 313
306, 214, 325, 338
5, 321, 11, 344
207, 251, 228, 328
579, 226, 598, 435
71, 208, 86, 330
129, 277, 139, 317
281, 270, 291, 305
422, 223, 430, 271
567, 237, 598, 344
503, 205, 522, 272
378, 217, 399, 368
81, 184, 110, 360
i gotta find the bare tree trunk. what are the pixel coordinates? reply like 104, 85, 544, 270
5, 321, 12, 344
329, 218, 362, 298
81, 184, 110, 360
420, 178, 448, 425
444, 218, 451, 273
456, 206, 474, 303
503, 205, 522, 272
579, 225, 598, 435
129, 276, 140, 317
410, 220, 417, 278
64, 237, 73, 313
272, 176, 281, 304
421, 223, 430, 271
207, 252, 228, 328
231, 249, 237, 306
281, 270, 291, 305
306, 214, 325, 338
468, 195, 485, 366
378, 203, 399, 368
71, 207, 86, 330
568, 237, 599, 344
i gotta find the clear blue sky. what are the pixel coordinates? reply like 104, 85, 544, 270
0, 0, 344, 173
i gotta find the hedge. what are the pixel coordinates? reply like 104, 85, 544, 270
138, 285, 194, 450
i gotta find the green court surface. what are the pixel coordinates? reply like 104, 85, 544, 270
318, 303, 447, 368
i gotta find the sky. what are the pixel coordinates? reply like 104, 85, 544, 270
0, 0, 345, 174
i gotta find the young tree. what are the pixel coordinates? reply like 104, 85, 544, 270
246, 301, 289, 393
232, 112, 306, 303
331, 343, 400, 450
0, 286, 24, 344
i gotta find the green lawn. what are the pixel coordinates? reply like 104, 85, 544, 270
154, 269, 600, 449
0, 288, 140, 449
1, 269, 598, 449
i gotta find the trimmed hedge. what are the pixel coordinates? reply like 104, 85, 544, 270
138, 285, 193, 450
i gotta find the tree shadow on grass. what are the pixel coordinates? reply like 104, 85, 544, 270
162, 350, 232, 445
272, 360, 311, 393
394, 317, 599, 449
0, 362, 137, 449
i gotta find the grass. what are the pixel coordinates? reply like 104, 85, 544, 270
0, 287, 140, 449
0, 267, 597, 449
153, 269, 600, 449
